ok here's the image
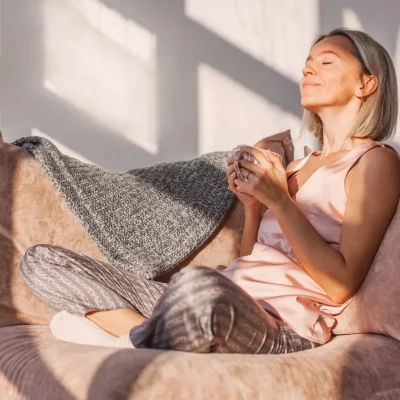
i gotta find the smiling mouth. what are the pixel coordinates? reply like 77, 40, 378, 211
302, 83, 320, 88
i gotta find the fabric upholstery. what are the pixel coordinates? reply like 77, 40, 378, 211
0, 142, 108, 328
1, 130, 400, 399
334, 204, 400, 341
1, 325, 400, 400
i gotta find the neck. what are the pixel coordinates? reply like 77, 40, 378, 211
317, 102, 369, 156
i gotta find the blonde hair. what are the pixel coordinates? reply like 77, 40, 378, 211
303, 28, 398, 144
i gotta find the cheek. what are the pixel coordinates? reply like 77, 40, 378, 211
329, 79, 358, 103
328, 69, 359, 95
324, 74, 344, 94
313, 74, 356, 105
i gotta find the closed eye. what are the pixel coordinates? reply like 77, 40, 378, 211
322, 62, 333, 65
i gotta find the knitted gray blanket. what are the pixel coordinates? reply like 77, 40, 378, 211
13, 137, 235, 278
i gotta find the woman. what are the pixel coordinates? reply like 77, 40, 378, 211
20, 28, 400, 353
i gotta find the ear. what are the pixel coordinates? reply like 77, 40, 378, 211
355, 75, 378, 99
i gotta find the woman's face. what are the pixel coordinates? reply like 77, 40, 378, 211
300, 35, 365, 113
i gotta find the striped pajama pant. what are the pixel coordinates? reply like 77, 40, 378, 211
19, 245, 320, 353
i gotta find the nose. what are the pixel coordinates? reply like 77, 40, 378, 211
302, 63, 316, 77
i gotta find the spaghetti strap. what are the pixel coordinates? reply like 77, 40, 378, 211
286, 152, 315, 180
346, 142, 398, 177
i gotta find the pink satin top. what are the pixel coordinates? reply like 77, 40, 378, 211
221, 141, 384, 344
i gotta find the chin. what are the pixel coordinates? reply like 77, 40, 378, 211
301, 98, 321, 113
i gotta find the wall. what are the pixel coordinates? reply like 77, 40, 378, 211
1, 0, 399, 169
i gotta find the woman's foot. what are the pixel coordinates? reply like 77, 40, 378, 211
50, 311, 134, 348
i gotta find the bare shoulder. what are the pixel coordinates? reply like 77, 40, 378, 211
349, 146, 400, 196
356, 146, 400, 179
362, 145, 399, 162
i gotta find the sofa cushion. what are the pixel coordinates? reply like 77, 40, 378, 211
0, 142, 109, 328
0, 325, 399, 400
252, 129, 294, 168
334, 203, 400, 341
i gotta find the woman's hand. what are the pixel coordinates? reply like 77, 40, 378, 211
233, 147, 289, 210
226, 155, 263, 211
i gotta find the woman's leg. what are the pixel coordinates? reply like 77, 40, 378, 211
86, 309, 146, 336
19, 245, 167, 337
130, 266, 321, 354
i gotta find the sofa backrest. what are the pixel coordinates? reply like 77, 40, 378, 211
0, 143, 106, 327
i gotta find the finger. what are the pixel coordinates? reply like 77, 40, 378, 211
228, 171, 237, 184
239, 159, 265, 176
226, 164, 235, 177
228, 171, 239, 191
234, 178, 252, 195
240, 146, 271, 167
266, 150, 286, 173
266, 150, 283, 162
228, 169, 236, 183
239, 167, 256, 181
227, 155, 234, 165
239, 167, 249, 180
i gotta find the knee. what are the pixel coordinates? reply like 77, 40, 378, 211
19, 244, 56, 279
173, 270, 236, 348
137, 267, 236, 351
169, 266, 231, 309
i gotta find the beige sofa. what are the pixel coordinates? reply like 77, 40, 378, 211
1, 133, 399, 400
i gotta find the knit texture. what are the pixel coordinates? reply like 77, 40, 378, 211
13, 137, 235, 278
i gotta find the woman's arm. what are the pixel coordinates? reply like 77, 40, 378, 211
240, 206, 263, 257
226, 155, 264, 257
237, 147, 400, 304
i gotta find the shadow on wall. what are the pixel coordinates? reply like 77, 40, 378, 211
1, 0, 400, 171
1, 0, 314, 171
